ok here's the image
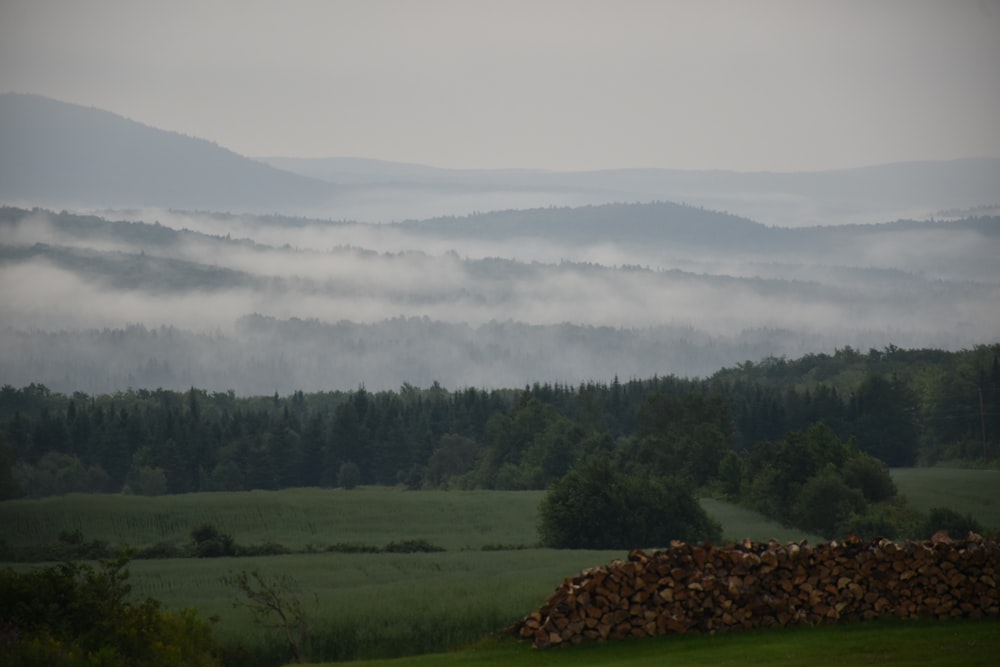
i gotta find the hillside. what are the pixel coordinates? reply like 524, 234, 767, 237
3, 94, 997, 225
264, 155, 1000, 226
0, 93, 338, 212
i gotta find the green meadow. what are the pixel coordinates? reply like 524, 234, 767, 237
339, 619, 1000, 667
0, 487, 546, 551
127, 549, 619, 661
0, 486, 828, 555
696, 497, 824, 544
2, 467, 998, 664
891, 467, 1000, 531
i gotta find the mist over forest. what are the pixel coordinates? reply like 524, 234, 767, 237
1, 94, 999, 395
1, 203, 997, 395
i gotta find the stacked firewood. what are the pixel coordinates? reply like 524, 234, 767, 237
514, 532, 1000, 648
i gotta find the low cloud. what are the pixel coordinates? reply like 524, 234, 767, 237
1, 206, 997, 393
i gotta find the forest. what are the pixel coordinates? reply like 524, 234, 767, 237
3, 343, 997, 542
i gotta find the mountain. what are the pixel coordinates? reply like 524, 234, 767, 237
3, 93, 997, 225
0, 93, 339, 212
264, 155, 1000, 227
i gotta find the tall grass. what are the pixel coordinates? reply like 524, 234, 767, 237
0, 487, 547, 550
125, 549, 621, 663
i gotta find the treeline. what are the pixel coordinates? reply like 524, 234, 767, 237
0, 344, 995, 503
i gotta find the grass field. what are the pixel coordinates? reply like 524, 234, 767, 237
2, 468, 999, 664
0, 487, 547, 551
335, 619, 1000, 667
0, 487, 827, 553
890, 467, 1000, 531
127, 549, 620, 659
697, 497, 824, 544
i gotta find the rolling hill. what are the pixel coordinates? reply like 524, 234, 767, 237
3, 94, 997, 226
0, 93, 338, 212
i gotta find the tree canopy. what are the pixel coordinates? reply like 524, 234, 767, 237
538, 459, 722, 549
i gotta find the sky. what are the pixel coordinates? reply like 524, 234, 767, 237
1, 0, 999, 172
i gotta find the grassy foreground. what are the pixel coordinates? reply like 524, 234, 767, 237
2, 469, 998, 663
328, 619, 1000, 667
124, 549, 620, 646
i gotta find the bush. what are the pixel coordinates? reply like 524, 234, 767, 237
382, 539, 445, 553
480, 543, 533, 551
226, 569, 312, 663
322, 542, 380, 554
134, 541, 187, 559
237, 541, 292, 557
0, 556, 220, 666
190, 524, 236, 558
793, 465, 866, 539
539, 459, 722, 549
849, 500, 925, 540
0, 535, 113, 562
843, 454, 897, 503
920, 507, 984, 539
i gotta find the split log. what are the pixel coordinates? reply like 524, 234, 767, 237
512, 534, 1000, 649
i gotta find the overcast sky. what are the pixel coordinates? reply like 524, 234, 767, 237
2, 0, 998, 172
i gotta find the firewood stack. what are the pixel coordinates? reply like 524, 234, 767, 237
513, 532, 1000, 648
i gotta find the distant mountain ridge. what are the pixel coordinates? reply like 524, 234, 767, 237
2, 93, 997, 225
0, 93, 338, 212
264, 155, 1000, 226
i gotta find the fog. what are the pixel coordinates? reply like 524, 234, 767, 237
1, 204, 997, 394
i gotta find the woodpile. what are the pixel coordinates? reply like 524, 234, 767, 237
513, 532, 1000, 648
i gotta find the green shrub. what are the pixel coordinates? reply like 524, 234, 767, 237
842, 499, 923, 540
191, 524, 236, 558
539, 459, 722, 549
480, 543, 533, 551
322, 542, 380, 554
383, 539, 445, 553
237, 541, 292, 557
0, 556, 220, 666
0, 537, 113, 562
134, 541, 187, 559
843, 453, 897, 503
920, 507, 984, 539
793, 464, 866, 539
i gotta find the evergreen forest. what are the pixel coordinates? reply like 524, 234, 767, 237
3, 343, 998, 540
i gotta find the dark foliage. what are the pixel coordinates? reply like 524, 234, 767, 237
741, 423, 900, 538
1, 344, 997, 542
191, 524, 236, 558
538, 459, 722, 549
382, 539, 446, 553
3, 345, 996, 502
920, 507, 984, 539
0, 556, 220, 666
